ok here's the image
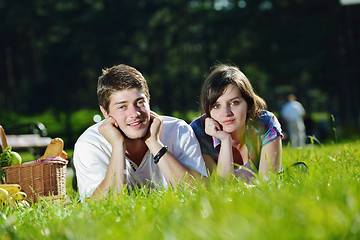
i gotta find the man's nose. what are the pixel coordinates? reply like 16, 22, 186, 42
129, 104, 141, 117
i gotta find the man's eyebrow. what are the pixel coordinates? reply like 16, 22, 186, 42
114, 100, 127, 105
114, 97, 146, 105
136, 97, 146, 101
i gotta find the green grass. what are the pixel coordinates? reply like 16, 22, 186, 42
1, 141, 360, 240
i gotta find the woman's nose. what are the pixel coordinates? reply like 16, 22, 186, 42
222, 105, 232, 117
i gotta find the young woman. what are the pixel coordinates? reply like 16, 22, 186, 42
190, 64, 282, 180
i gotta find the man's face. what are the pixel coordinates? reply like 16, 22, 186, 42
105, 88, 151, 139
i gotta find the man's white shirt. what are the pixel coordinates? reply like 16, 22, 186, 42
73, 116, 207, 200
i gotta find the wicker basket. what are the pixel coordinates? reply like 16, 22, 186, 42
2, 161, 67, 202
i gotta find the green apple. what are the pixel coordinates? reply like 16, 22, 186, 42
9, 151, 22, 166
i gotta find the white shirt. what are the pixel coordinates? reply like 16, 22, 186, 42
280, 101, 305, 122
73, 116, 207, 200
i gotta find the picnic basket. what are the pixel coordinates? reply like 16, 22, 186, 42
0, 125, 67, 202
2, 161, 67, 202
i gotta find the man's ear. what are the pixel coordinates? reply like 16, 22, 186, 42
100, 106, 109, 118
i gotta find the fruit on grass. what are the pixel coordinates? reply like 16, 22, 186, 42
0, 186, 29, 208
0, 187, 9, 201
12, 191, 27, 201
20, 200, 30, 208
0, 184, 21, 194
9, 151, 22, 165
7, 197, 17, 208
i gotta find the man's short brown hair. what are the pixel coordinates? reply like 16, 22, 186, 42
97, 64, 150, 112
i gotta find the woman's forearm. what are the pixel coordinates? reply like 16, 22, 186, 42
216, 135, 234, 178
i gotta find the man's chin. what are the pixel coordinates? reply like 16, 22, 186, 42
121, 124, 149, 140
123, 132, 147, 140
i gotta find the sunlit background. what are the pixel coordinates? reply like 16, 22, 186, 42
0, 0, 359, 148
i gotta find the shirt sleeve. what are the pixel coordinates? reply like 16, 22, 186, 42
297, 101, 306, 116
73, 132, 111, 200
259, 111, 283, 146
171, 120, 208, 177
190, 116, 213, 157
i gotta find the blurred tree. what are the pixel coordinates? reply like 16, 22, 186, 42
0, 0, 359, 133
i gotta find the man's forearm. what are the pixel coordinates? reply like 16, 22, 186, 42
92, 143, 126, 199
157, 151, 201, 185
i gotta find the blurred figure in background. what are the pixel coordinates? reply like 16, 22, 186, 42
280, 94, 306, 147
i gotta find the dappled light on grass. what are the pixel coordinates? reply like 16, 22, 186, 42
1, 141, 360, 239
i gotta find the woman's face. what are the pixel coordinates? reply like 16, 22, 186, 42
209, 84, 248, 135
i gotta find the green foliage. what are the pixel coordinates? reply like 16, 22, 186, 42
0, 146, 12, 167
1, 141, 360, 239
0, 108, 355, 148
171, 110, 201, 123
0, 108, 101, 147
1, 0, 359, 133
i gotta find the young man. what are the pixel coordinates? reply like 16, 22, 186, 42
73, 64, 207, 200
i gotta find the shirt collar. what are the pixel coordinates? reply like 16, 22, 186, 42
212, 136, 221, 148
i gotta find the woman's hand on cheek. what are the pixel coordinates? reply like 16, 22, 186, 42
204, 117, 230, 141
98, 116, 125, 145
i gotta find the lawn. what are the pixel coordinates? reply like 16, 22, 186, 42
1, 141, 359, 240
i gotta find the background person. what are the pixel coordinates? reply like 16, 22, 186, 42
190, 64, 283, 180
73, 64, 207, 200
280, 94, 306, 147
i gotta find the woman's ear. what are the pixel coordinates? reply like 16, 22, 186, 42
100, 106, 109, 118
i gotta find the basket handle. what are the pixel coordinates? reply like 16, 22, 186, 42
0, 125, 8, 151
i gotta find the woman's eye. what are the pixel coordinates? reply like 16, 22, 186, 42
230, 100, 240, 106
118, 105, 126, 110
212, 104, 220, 109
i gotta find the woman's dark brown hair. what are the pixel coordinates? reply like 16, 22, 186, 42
200, 64, 267, 122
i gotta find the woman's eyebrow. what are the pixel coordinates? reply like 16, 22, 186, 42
230, 96, 242, 100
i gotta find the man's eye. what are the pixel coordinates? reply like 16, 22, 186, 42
137, 100, 145, 106
118, 105, 126, 110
